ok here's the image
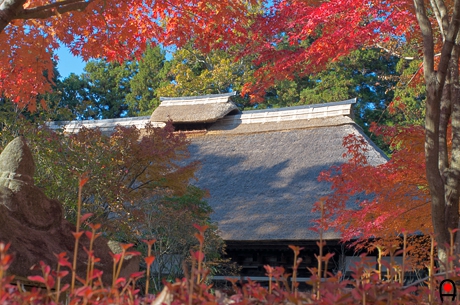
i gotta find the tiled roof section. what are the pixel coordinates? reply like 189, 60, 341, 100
46, 116, 163, 134
208, 113, 355, 136
203, 99, 356, 136
150, 92, 240, 123
240, 98, 355, 119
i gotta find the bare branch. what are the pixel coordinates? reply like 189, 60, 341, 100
414, 0, 435, 76
430, 0, 449, 41
403, 272, 447, 288
375, 44, 417, 60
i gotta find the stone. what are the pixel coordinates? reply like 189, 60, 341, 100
0, 137, 138, 284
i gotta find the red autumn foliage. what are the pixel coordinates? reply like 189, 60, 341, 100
241, 0, 417, 102
318, 125, 430, 241
0, 204, 453, 304
0, 0, 257, 109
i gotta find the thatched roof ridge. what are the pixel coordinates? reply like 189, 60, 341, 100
150, 92, 240, 123
159, 92, 237, 102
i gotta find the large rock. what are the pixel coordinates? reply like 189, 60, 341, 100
0, 137, 138, 284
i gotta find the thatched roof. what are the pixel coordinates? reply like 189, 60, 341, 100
45, 95, 387, 242
187, 111, 387, 241
150, 92, 240, 123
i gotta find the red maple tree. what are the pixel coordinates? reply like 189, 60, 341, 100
318, 125, 430, 241
3, 0, 460, 265
241, 0, 460, 264
240, 0, 416, 102
0, 0, 255, 110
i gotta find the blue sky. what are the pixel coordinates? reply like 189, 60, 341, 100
56, 45, 86, 78
55, 45, 176, 79
54, 1, 274, 79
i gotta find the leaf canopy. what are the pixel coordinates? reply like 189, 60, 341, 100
0, 0, 257, 109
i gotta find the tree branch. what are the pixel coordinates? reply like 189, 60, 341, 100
414, 0, 435, 76
436, 0, 460, 92
15, 0, 93, 20
430, 0, 449, 41
438, 52, 453, 179
0, 0, 26, 33
375, 44, 417, 60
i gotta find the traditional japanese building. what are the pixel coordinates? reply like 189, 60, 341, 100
48, 92, 388, 281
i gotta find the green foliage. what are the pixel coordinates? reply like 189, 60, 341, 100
289, 49, 399, 124
52, 45, 420, 142
58, 60, 136, 119
53, 73, 108, 120
51, 46, 423, 154
0, 114, 207, 240
125, 46, 171, 115
391, 59, 426, 126
248, 49, 413, 151
35, 124, 198, 239
135, 186, 227, 292
53, 46, 170, 118
157, 46, 254, 108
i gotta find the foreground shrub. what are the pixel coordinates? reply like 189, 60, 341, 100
0, 180, 454, 304
0, 117, 229, 293
0, 228, 456, 305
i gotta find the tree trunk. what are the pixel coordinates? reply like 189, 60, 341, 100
0, 0, 26, 33
415, 0, 460, 265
